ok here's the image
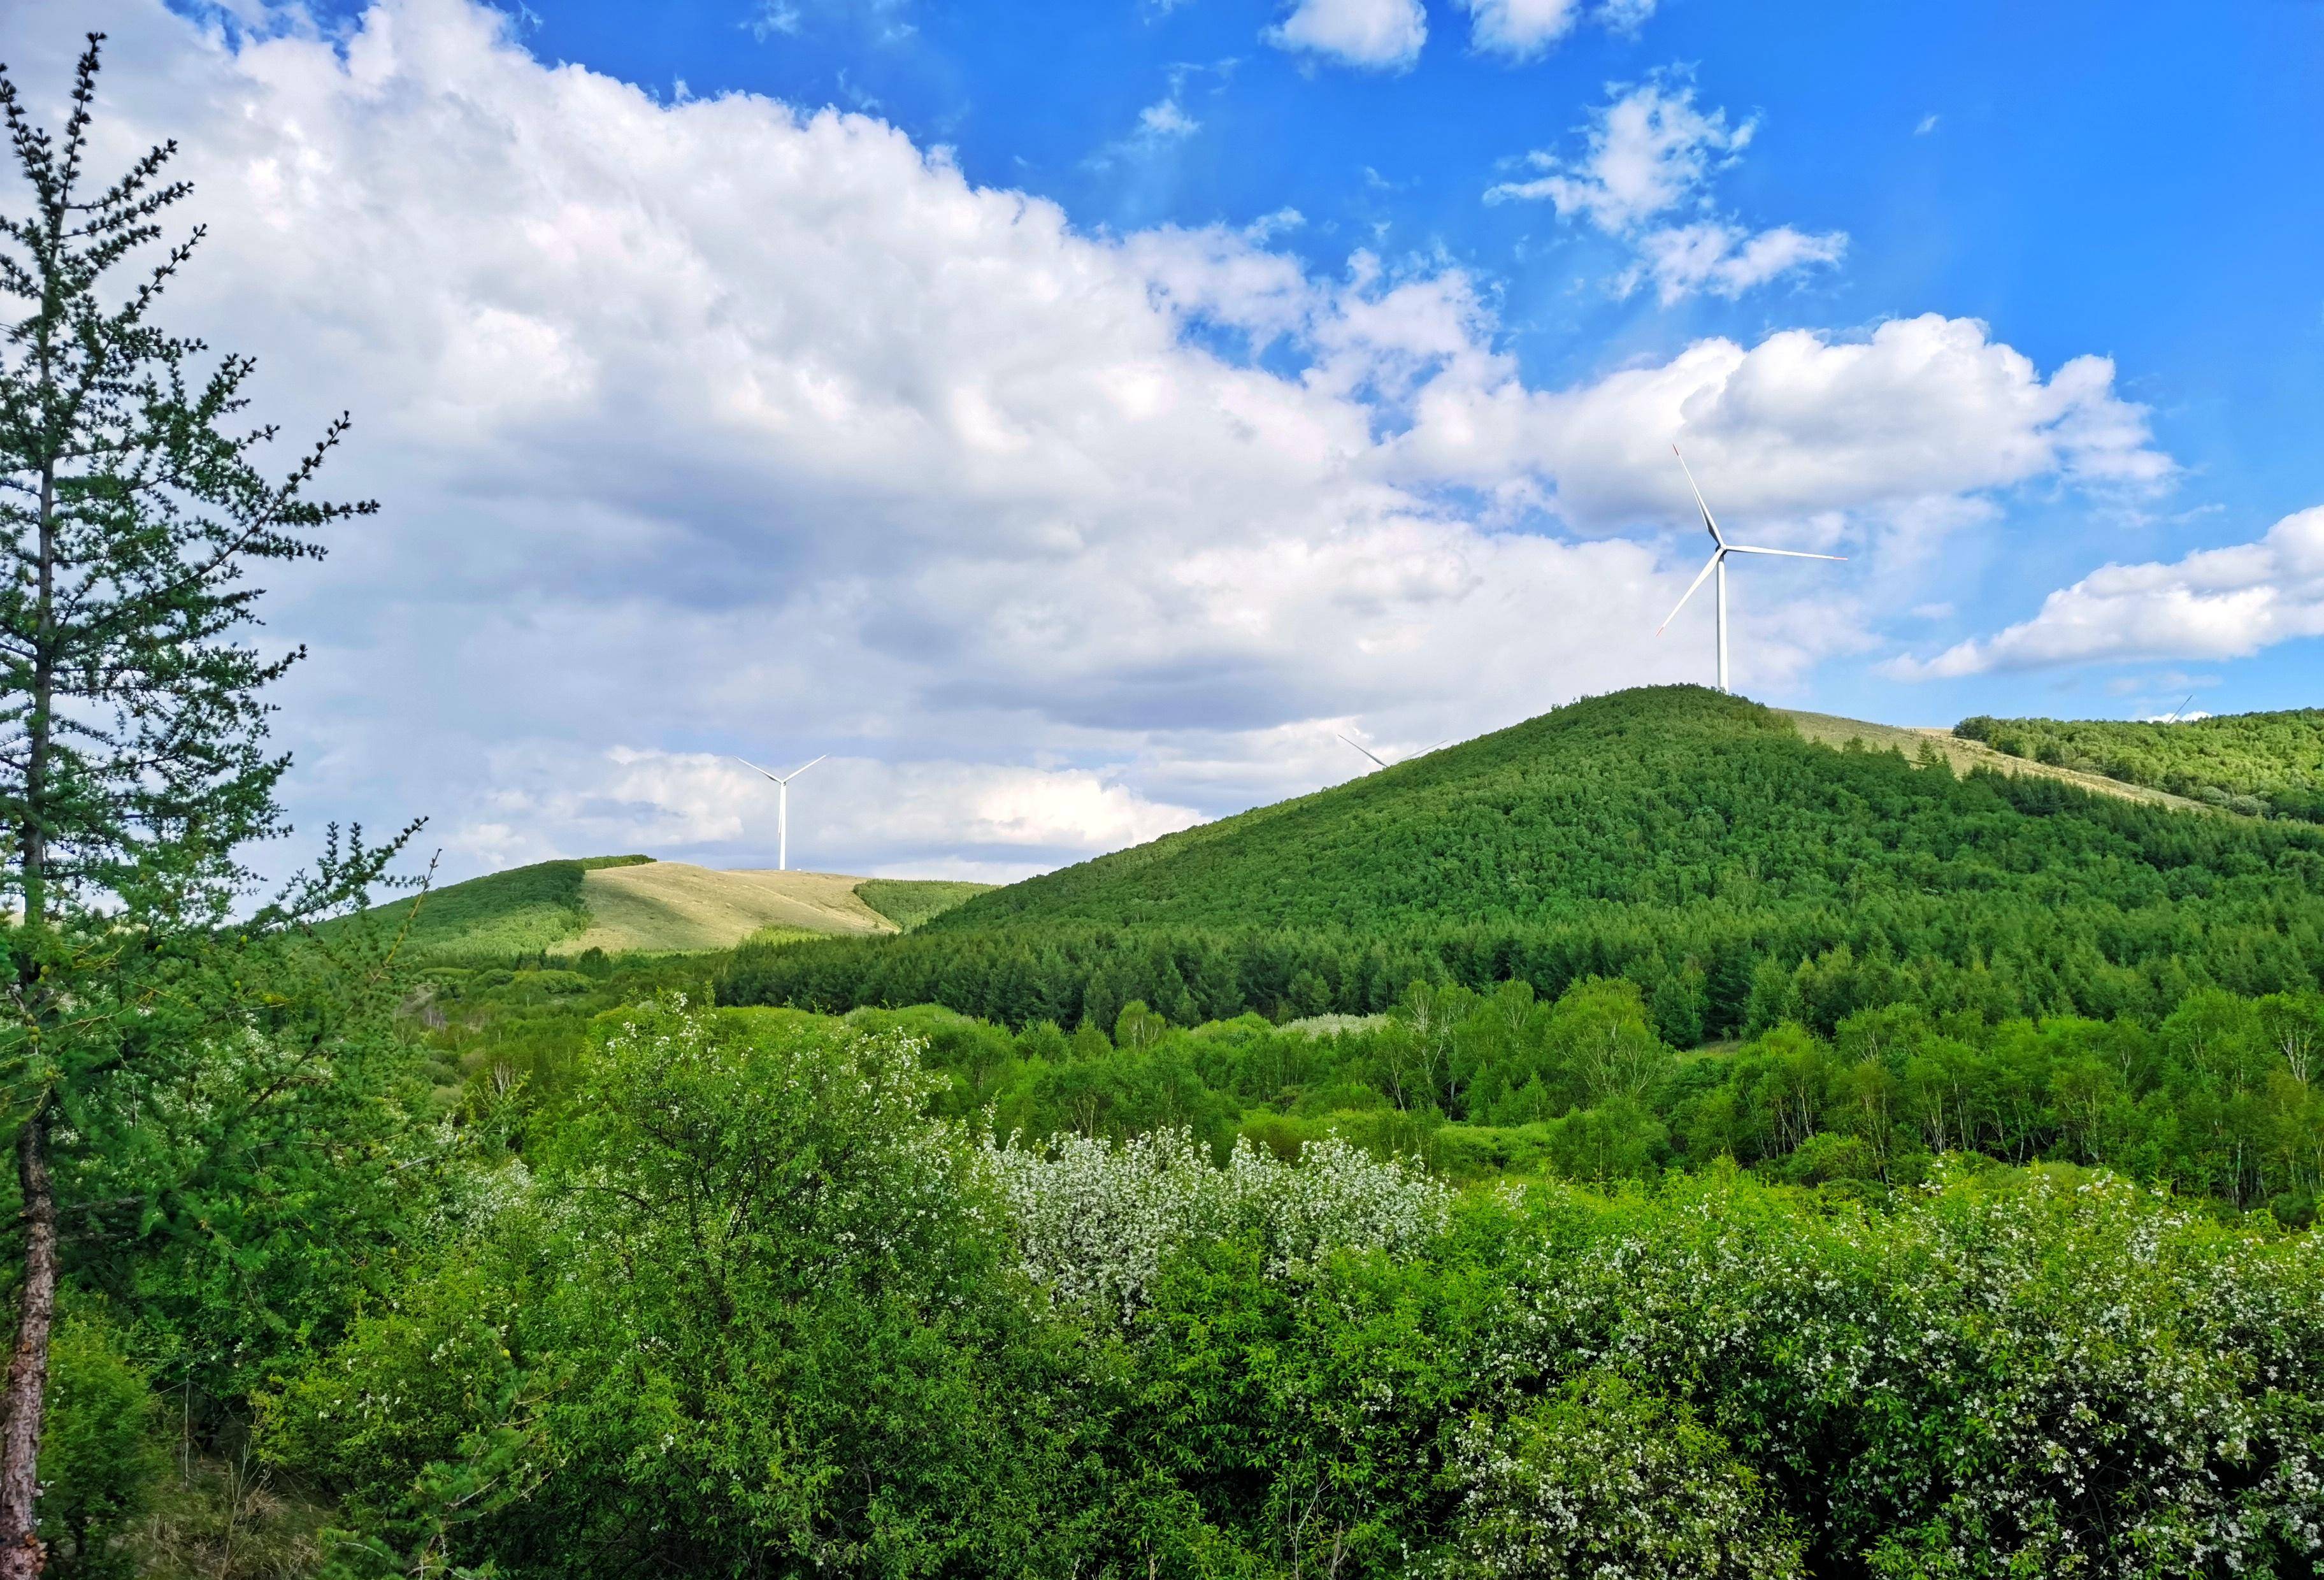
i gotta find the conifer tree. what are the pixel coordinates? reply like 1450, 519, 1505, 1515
0, 38, 399, 1574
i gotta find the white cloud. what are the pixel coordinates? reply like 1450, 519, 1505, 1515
1087, 90, 1201, 168
1461, 0, 1583, 59
1626, 220, 1848, 303
747, 4, 801, 40
457, 749, 1201, 875
0, 1, 2176, 883
1459, 0, 1656, 64
1387, 313, 2173, 528
1487, 76, 1846, 301
1894, 508, 2324, 678
1264, 0, 1427, 70
1914, 113, 1940, 136
1140, 97, 1199, 138
1488, 78, 1750, 228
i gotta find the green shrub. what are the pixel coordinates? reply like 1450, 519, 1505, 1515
39, 1311, 166, 1579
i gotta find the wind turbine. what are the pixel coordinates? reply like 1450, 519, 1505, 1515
1657, 445, 1845, 694
733, 754, 825, 872
1337, 733, 1449, 772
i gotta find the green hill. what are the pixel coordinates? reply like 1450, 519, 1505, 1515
355, 854, 655, 955
1956, 708, 2324, 821
722, 686, 2324, 1034
351, 857, 990, 956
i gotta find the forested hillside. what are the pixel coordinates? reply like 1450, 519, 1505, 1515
1957, 708, 2324, 821
724, 687, 2324, 1035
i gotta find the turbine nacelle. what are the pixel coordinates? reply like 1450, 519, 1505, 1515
733, 753, 826, 871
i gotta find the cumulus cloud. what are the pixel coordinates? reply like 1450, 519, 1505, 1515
1894, 508, 2324, 678
1264, 0, 1427, 70
0, 1, 2174, 882
1488, 75, 1847, 301
1388, 313, 2173, 527
1458, 0, 1656, 63
457, 749, 1202, 879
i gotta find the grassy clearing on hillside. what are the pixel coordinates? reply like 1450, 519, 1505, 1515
854, 879, 993, 930
560, 863, 895, 953
1781, 708, 2207, 810
348, 854, 652, 955
348, 861, 996, 957
1958, 708, 2324, 821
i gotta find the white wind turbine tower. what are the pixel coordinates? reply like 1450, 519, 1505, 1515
733, 754, 826, 872
1658, 445, 1845, 694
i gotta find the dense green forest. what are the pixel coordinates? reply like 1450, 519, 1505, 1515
180, 995, 2324, 1577
1958, 708, 2324, 821
417, 959, 2324, 1218
724, 688, 2324, 1034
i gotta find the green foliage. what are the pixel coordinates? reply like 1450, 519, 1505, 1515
276, 1001, 1107, 1578
243, 991, 2324, 1577
37, 1310, 166, 1579
1958, 707, 2324, 822
1100, 1160, 2324, 1578
852, 877, 993, 931
726, 687, 2324, 1037
343, 855, 653, 957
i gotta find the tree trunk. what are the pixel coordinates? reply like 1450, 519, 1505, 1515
0, 391, 61, 1580
0, 1102, 55, 1579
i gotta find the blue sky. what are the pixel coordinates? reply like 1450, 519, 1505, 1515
7, 0, 2322, 881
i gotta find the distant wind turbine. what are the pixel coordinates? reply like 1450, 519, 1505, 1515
1658, 446, 1845, 694
2162, 693, 2197, 724
733, 754, 826, 872
1337, 733, 1449, 772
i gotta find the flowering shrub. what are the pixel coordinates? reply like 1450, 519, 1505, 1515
982, 1128, 1450, 1321
1492, 1164, 2324, 1577
1439, 1370, 1804, 1580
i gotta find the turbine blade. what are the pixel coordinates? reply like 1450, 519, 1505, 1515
732, 755, 784, 783
1337, 733, 1390, 769
1672, 444, 1725, 547
1658, 550, 1723, 634
1721, 544, 1847, 561
782, 754, 828, 781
